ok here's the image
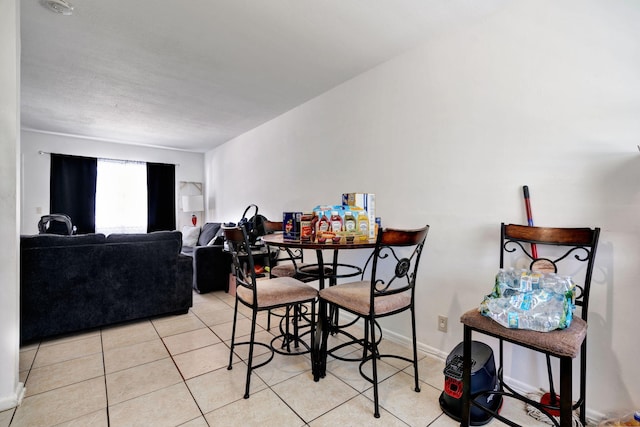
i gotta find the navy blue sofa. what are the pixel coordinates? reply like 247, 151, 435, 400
180, 222, 232, 293
20, 231, 192, 343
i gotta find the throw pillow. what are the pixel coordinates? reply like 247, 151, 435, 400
182, 226, 200, 247
197, 223, 221, 246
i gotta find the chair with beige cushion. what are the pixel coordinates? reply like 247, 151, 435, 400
318, 225, 429, 418
262, 219, 331, 333
262, 220, 304, 280
460, 223, 600, 427
223, 225, 318, 399
263, 219, 331, 282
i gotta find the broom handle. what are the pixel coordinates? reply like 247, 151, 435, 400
523, 186, 538, 259
525, 186, 556, 404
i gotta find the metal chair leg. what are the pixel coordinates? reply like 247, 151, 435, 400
579, 340, 587, 426
559, 357, 572, 427
243, 308, 258, 399
228, 297, 240, 370
461, 326, 472, 427
369, 317, 381, 418
411, 307, 420, 393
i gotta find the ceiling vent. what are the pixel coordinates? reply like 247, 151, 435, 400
41, 0, 74, 15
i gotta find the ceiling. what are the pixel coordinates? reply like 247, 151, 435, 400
21, 0, 508, 152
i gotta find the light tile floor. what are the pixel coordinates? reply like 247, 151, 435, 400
2, 290, 556, 427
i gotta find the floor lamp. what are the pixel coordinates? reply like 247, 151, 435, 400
182, 195, 204, 226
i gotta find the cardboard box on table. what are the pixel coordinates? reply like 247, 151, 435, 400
282, 212, 302, 240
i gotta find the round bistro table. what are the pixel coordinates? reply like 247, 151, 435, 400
261, 233, 377, 380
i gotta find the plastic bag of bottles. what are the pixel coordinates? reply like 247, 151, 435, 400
479, 268, 576, 332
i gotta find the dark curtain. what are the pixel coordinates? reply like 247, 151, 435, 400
147, 162, 176, 232
50, 154, 97, 234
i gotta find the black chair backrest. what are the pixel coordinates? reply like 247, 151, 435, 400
223, 225, 257, 293
500, 223, 600, 321
361, 225, 429, 308
38, 214, 74, 235
262, 220, 304, 273
262, 220, 282, 234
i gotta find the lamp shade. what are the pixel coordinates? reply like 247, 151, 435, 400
182, 195, 204, 212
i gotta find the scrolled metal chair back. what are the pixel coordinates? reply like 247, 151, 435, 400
361, 226, 429, 304
500, 223, 600, 321
223, 226, 257, 293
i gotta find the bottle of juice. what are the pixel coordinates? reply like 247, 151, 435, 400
330, 211, 343, 233
343, 211, 356, 232
357, 211, 369, 240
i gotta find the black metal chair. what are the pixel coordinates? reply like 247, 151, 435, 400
262, 219, 332, 332
460, 223, 600, 427
263, 219, 332, 283
318, 225, 429, 418
262, 220, 305, 281
223, 225, 318, 399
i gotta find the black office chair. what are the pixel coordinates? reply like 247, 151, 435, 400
318, 225, 429, 418
38, 213, 75, 235
223, 225, 318, 399
460, 223, 600, 427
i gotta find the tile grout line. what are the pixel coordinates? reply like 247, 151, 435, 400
100, 328, 111, 427
166, 305, 220, 427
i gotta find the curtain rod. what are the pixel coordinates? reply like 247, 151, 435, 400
37, 151, 180, 167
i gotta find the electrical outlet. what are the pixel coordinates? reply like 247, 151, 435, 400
438, 315, 448, 332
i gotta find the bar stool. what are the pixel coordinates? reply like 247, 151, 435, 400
318, 225, 429, 418
223, 225, 318, 398
460, 223, 600, 427
262, 220, 330, 338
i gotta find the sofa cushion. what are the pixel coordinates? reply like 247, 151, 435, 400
207, 226, 225, 246
107, 230, 182, 244
107, 231, 183, 255
20, 233, 106, 249
207, 234, 225, 246
179, 226, 199, 247
198, 222, 221, 247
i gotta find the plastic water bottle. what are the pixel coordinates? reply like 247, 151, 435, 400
494, 269, 509, 296
598, 410, 640, 426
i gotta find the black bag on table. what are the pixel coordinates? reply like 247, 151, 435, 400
238, 204, 266, 246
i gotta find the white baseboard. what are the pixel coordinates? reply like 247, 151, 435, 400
379, 324, 449, 361
337, 312, 449, 360
0, 382, 25, 412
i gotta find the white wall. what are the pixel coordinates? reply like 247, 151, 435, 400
21, 130, 205, 235
205, 0, 640, 418
0, 0, 24, 412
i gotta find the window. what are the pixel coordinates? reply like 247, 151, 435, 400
95, 159, 147, 234
50, 153, 175, 234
